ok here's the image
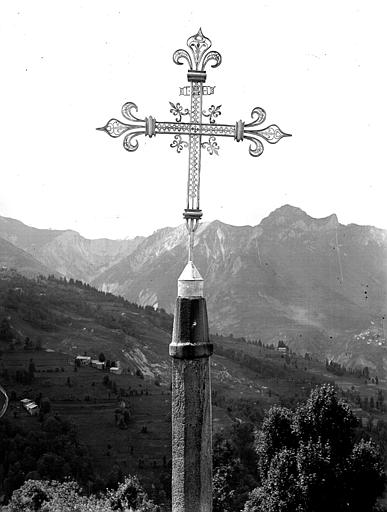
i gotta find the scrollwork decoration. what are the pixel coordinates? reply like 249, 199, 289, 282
170, 135, 188, 153
123, 132, 144, 152
201, 136, 219, 155
173, 49, 193, 69
121, 102, 142, 122
255, 125, 290, 144
98, 119, 131, 138
97, 102, 148, 152
173, 28, 222, 72
202, 105, 222, 124
245, 137, 264, 157
169, 102, 189, 122
201, 51, 222, 70
242, 107, 291, 155
245, 107, 266, 127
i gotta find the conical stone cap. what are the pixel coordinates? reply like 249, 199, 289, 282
178, 261, 204, 298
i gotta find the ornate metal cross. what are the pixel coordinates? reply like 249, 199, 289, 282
98, 29, 290, 262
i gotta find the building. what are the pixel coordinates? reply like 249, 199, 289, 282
110, 366, 122, 375
25, 402, 39, 416
75, 356, 91, 366
91, 359, 105, 370
20, 398, 39, 416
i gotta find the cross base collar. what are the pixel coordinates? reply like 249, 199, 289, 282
187, 70, 207, 83
183, 208, 203, 221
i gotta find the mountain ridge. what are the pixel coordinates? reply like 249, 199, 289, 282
0, 215, 144, 281
0, 236, 59, 277
1, 206, 386, 369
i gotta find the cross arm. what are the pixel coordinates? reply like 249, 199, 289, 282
97, 102, 291, 157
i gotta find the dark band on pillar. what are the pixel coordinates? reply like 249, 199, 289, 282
169, 297, 213, 360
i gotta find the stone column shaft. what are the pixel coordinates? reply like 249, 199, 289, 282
169, 263, 213, 512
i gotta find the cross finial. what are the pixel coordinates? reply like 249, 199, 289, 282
173, 28, 222, 72
97, 31, 290, 266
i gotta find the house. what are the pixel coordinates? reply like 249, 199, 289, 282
20, 398, 39, 416
110, 366, 122, 375
75, 356, 91, 366
91, 359, 105, 370
25, 402, 39, 416
277, 340, 289, 353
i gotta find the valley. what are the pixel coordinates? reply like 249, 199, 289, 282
0, 205, 386, 378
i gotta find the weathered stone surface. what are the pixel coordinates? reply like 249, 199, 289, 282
172, 358, 212, 512
170, 295, 213, 511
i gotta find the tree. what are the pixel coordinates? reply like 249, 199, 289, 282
3, 475, 162, 512
37, 452, 65, 480
98, 352, 106, 363
28, 359, 36, 377
34, 336, 43, 351
39, 397, 51, 415
213, 423, 258, 512
244, 384, 385, 512
107, 475, 159, 511
0, 317, 13, 342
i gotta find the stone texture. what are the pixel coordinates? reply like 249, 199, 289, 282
170, 296, 213, 512
171, 358, 212, 512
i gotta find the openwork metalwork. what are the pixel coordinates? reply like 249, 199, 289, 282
98, 29, 291, 263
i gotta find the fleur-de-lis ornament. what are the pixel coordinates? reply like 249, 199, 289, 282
169, 102, 189, 122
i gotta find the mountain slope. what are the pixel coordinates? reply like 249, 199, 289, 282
33, 230, 144, 281
0, 215, 64, 250
0, 271, 328, 398
0, 215, 143, 281
0, 236, 57, 277
93, 206, 387, 360
2, 206, 386, 366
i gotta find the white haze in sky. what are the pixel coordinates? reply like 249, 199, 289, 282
0, 0, 386, 239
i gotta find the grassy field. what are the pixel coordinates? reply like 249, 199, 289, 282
1, 348, 232, 494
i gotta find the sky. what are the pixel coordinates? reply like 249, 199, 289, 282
0, 1, 386, 240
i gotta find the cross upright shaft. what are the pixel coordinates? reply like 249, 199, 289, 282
184, 74, 205, 262
182, 52, 211, 261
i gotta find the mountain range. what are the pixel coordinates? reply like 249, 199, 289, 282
0, 215, 144, 281
0, 206, 386, 369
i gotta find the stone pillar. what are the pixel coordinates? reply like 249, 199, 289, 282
169, 261, 213, 512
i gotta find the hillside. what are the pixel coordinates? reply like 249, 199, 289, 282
2, 271, 387, 505
0, 271, 327, 401
2, 206, 386, 375
0, 215, 64, 249
0, 215, 143, 281
0, 271, 334, 496
0, 237, 57, 278
92, 206, 387, 368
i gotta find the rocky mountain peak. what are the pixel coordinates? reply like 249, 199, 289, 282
260, 205, 309, 227
259, 205, 340, 234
